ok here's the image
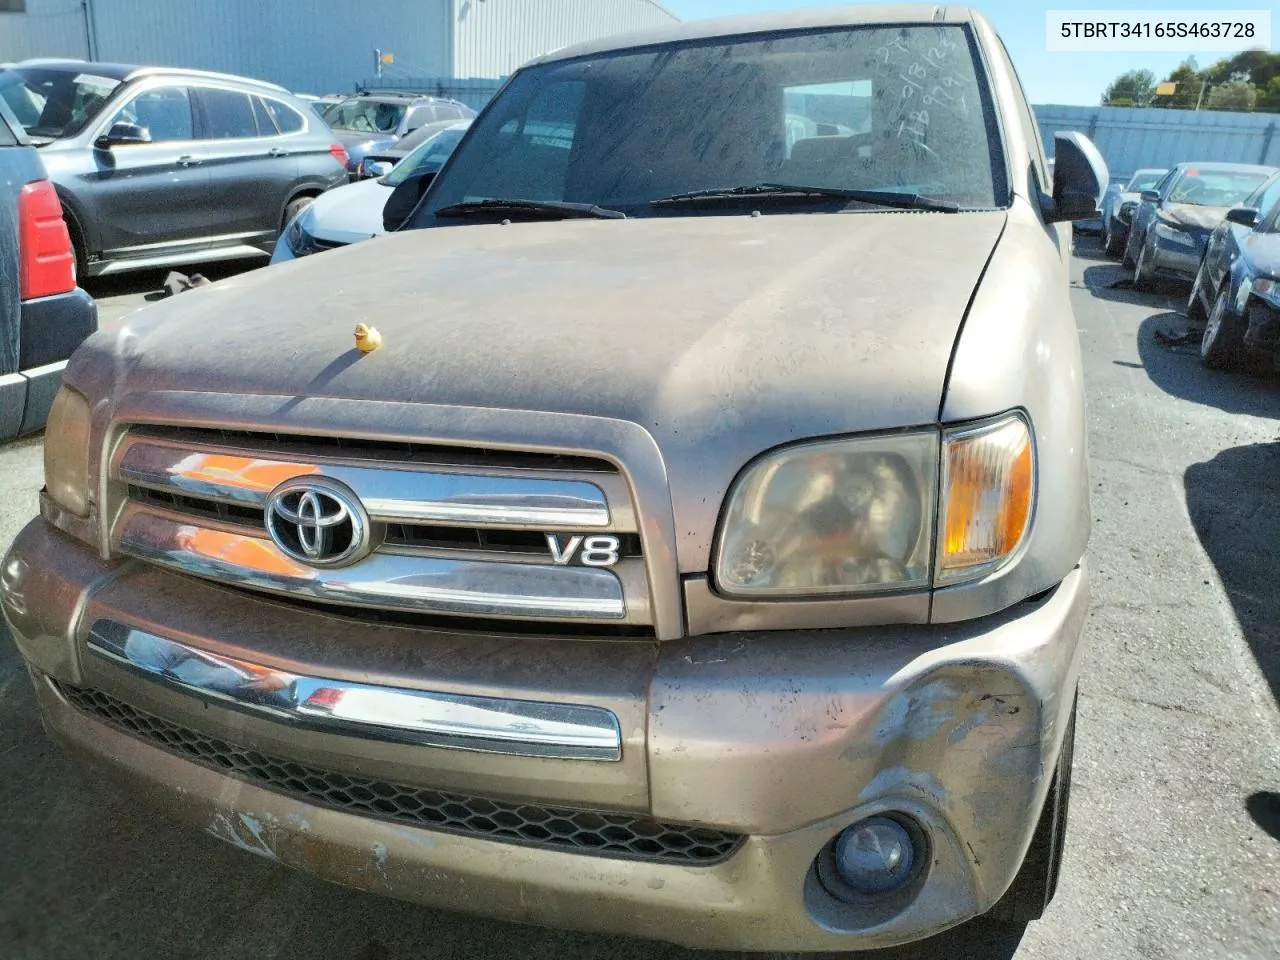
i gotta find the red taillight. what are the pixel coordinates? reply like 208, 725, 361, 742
18, 180, 76, 300
329, 143, 349, 168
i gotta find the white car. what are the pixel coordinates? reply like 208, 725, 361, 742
272, 119, 470, 263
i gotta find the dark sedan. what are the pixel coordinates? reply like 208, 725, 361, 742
1185, 170, 1280, 370
1123, 162, 1277, 292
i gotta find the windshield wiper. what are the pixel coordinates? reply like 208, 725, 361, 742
649, 183, 960, 213
433, 198, 626, 221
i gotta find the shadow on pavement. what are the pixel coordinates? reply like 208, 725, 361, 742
1137, 315, 1280, 419
1246, 791, 1280, 842
1184, 442, 1280, 710
80, 259, 264, 300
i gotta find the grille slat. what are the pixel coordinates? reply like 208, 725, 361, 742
127, 425, 619, 473
57, 683, 741, 865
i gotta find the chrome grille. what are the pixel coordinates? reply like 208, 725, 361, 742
57, 682, 743, 865
108, 426, 651, 628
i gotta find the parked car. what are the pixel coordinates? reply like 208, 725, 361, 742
0, 59, 348, 277
1102, 167, 1167, 256
1123, 161, 1277, 290
2, 5, 1104, 953
0, 97, 96, 441
322, 92, 475, 178
271, 120, 470, 263
353, 117, 469, 179
1184, 169, 1280, 369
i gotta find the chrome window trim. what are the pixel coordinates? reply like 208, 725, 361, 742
86, 619, 624, 761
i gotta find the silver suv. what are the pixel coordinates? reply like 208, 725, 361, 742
2, 5, 1106, 953
0, 60, 348, 277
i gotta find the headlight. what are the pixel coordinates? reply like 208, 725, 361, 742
1253, 277, 1280, 310
43, 386, 92, 517
1153, 222, 1196, 246
713, 413, 1034, 598
284, 211, 320, 257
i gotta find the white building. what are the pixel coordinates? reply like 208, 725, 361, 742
0, 0, 679, 95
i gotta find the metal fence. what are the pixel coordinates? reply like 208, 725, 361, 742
1033, 104, 1280, 182
357, 76, 505, 111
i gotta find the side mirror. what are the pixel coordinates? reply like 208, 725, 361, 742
94, 121, 152, 149
361, 159, 394, 179
1140, 189, 1161, 203
381, 170, 437, 232
1043, 131, 1109, 224
1225, 205, 1260, 228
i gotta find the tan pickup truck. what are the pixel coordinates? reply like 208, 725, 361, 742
2, 4, 1106, 954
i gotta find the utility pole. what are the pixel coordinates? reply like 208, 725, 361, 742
1195, 79, 1209, 111
375, 49, 383, 80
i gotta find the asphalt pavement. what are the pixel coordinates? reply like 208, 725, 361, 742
1, 237, 1278, 959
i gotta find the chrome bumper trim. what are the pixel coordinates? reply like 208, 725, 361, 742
115, 439, 613, 528
116, 507, 628, 620
86, 619, 624, 761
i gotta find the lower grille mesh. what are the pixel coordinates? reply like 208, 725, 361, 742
55, 682, 743, 865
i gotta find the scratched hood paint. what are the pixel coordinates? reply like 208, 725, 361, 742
75, 211, 1005, 555
1161, 203, 1232, 232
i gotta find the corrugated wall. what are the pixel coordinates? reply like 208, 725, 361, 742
2, 0, 452, 95
452, 0, 677, 79
0, 0, 92, 61
1035, 104, 1280, 182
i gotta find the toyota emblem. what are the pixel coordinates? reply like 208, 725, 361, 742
265, 478, 371, 567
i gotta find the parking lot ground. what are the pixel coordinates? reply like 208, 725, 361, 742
83, 258, 265, 333
1, 234, 1278, 959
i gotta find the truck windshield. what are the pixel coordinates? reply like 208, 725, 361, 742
415, 24, 1004, 224
0, 67, 121, 141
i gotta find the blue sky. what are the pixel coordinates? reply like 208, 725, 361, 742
664, 0, 1280, 105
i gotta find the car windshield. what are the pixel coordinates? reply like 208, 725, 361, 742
1168, 169, 1272, 207
0, 67, 121, 140
1126, 171, 1164, 192
383, 126, 468, 186
325, 99, 407, 134
415, 24, 1004, 224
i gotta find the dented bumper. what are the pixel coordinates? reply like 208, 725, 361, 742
2, 519, 1087, 951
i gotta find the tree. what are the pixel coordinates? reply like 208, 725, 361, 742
1102, 69, 1156, 107
1206, 80, 1259, 112
1152, 63, 1205, 109
1259, 76, 1280, 113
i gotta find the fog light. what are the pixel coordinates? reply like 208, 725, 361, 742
834, 816, 916, 895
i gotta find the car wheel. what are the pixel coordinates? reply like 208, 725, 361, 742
281, 196, 314, 234
1132, 234, 1157, 292
1121, 229, 1138, 270
1186, 262, 1210, 328
1200, 288, 1247, 371
1104, 220, 1125, 257
986, 689, 1077, 925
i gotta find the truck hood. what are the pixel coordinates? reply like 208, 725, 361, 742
75, 211, 1006, 567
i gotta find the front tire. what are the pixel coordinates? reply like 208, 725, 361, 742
1104, 220, 1125, 257
1186, 261, 1210, 328
987, 690, 1077, 925
1200, 288, 1246, 371
1132, 234, 1158, 292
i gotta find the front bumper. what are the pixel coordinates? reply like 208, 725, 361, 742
2, 518, 1088, 951
1149, 228, 1209, 281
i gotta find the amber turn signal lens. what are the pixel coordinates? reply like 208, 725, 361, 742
937, 415, 1034, 582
